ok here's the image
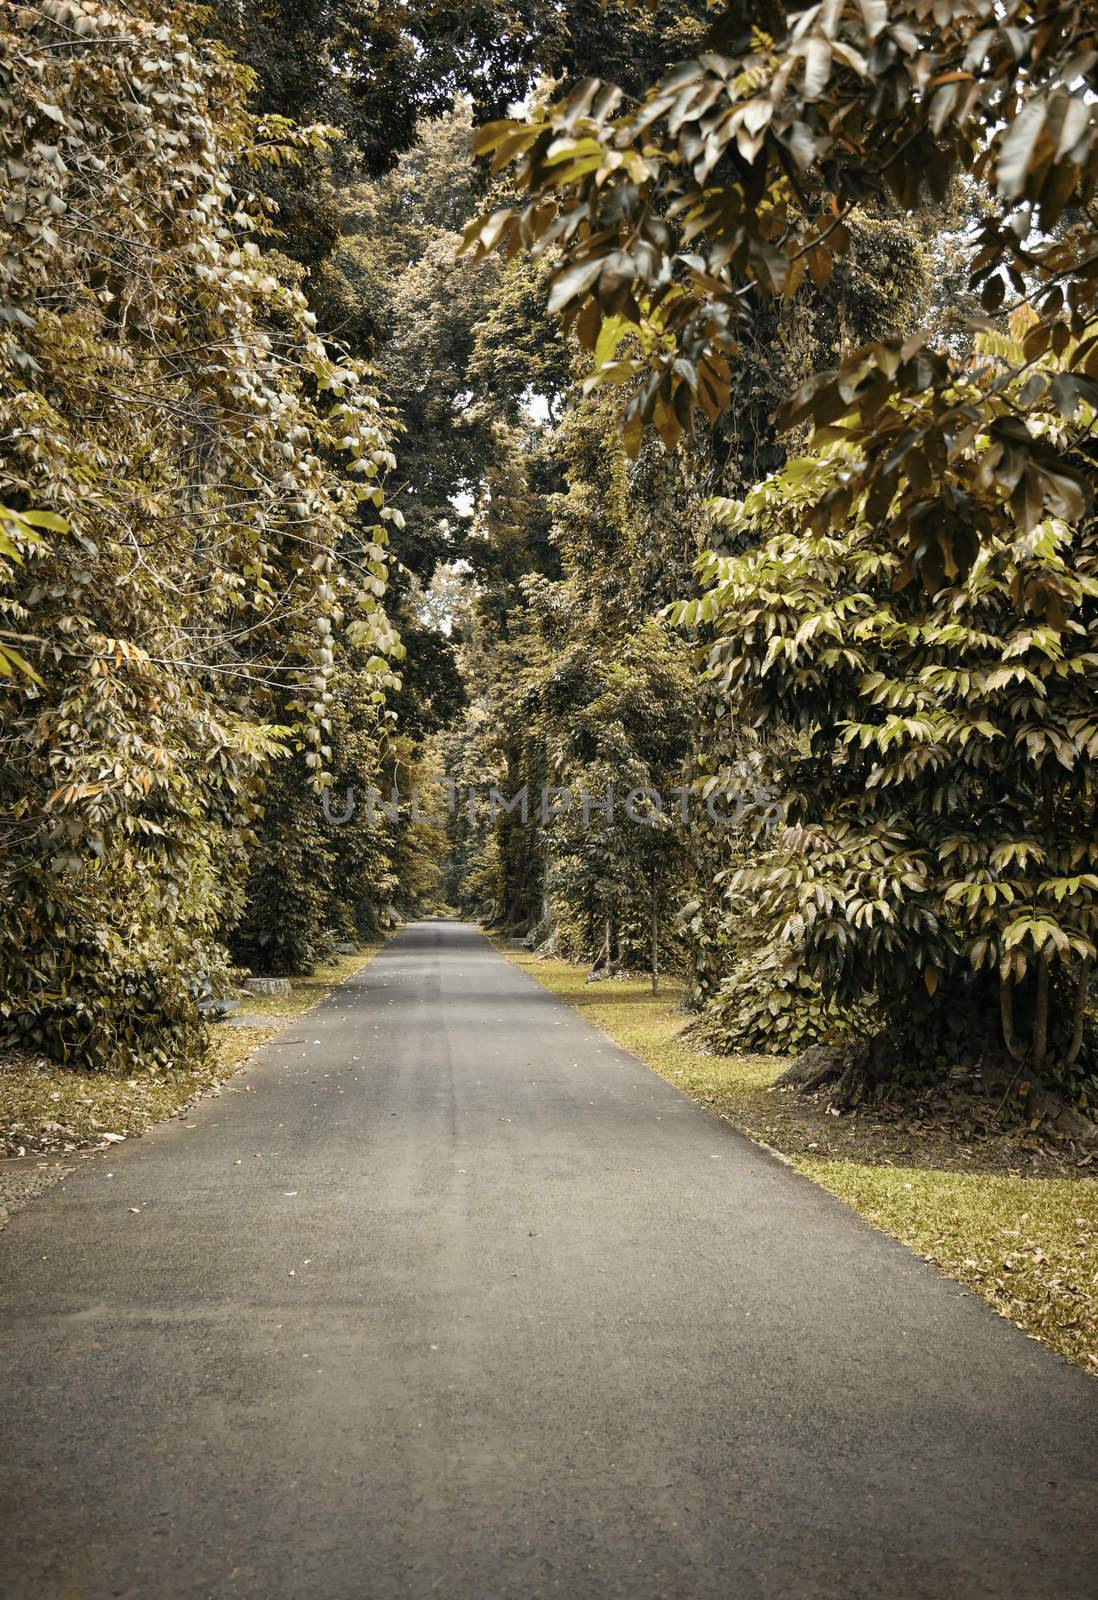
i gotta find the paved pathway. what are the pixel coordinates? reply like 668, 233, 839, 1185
1, 921, 1095, 1598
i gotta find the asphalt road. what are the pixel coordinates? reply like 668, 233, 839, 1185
1, 920, 1096, 1600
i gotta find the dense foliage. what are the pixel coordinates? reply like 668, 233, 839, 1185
0, 0, 397, 1067
674, 318, 1098, 1085
450, 1, 1098, 1111
465, 0, 1098, 594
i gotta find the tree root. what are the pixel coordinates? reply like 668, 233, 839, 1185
774, 1045, 849, 1093
777, 1040, 1098, 1147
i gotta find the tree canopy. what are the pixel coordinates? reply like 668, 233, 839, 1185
463, 0, 1098, 593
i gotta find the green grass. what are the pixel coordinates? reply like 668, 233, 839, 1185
0, 944, 384, 1157
500, 944, 1098, 1376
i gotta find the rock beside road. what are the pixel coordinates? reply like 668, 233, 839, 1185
244, 975, 292, 997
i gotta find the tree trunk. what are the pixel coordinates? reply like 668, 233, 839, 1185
1065, 956, 1091, 1067
650, 874, 659, 995
999, 974, 1025, 1062
1032, 953, 1049, 1071
592, 914, 612, 973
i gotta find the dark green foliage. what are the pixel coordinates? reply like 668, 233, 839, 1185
387, 622, 468, 743
232, 753, 338, 977
214, 0, 546, 179
694, 945, 859, 1058
212, 0, 710, 179
445, 392, 700, 965
232, 657, 400, 974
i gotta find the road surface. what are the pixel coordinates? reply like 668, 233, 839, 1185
1, 920, 1095, 1598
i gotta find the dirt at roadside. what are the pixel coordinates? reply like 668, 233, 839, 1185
0, 1153, 75, 1233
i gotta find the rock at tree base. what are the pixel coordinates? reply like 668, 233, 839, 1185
198, 996, 240, 1020
244, 976, 292, 997
1028, 1086, 1098, 1147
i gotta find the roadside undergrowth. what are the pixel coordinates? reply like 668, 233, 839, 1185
500, 943, 1098, 1376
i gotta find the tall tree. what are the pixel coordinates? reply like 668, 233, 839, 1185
672, 314, 1098, 1092
0, 0, 397, 1066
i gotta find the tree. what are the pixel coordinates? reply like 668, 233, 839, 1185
231, 637, 402, 974
446, 391, 698, 964
464, 0, 1098, 596
212, 0, 712, 179
0, 0, 396, 1067
531, 613, 696, 975
672, 315, 1098, 1091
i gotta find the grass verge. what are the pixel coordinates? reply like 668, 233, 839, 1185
500, 945, 1098, 1376
0, 945, 384, 1158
